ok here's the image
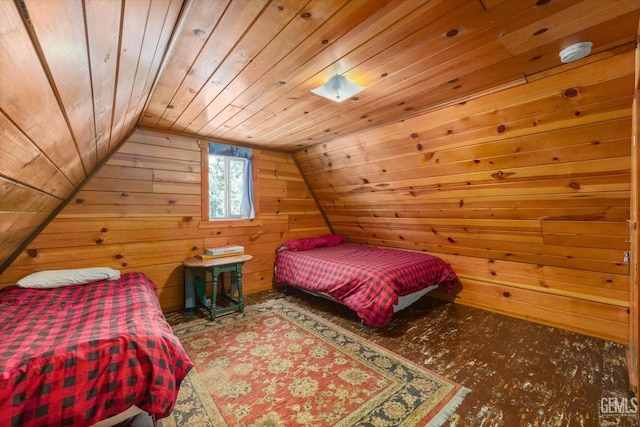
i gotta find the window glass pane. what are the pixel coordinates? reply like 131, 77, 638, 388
209, 155, 226, 218
229, 158, 246, 216
208, 155, 248, 219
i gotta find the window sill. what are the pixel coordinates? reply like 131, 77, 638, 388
198, 218, 258, 229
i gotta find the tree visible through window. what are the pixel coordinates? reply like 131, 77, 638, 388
206, 142, 255, 220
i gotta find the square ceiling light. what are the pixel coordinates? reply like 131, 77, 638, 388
310, 74, 365, 102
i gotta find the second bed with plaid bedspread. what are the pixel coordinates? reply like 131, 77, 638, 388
274, 241, 458, 327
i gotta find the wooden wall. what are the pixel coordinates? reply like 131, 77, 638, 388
0, 46, 633, 345
294, 50, 634, 344
0, 129, 330, 313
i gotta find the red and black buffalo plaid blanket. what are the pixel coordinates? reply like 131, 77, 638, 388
275, 242, 458, 327
0, 272, 192, 426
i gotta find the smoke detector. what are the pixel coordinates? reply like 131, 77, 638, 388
559, 42, 592, 63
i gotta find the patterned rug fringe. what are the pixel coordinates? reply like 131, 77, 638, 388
427, 386, 471, 427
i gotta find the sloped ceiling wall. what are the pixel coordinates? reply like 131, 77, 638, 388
294, 51, 634, 342
1, 0, 639, 277
0, 0, 184, 271
0, 1, 638, 342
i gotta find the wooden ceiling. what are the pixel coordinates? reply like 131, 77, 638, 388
142, 0, 640, 151
1, 0, 639, 273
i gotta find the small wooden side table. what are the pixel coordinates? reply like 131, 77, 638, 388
182, 254, 253, 320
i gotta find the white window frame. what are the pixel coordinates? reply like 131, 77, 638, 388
200, 142, 258, 225
208, 154, 248, 220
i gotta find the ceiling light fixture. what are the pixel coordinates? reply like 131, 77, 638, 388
310, 74, 365, 102
559, 41, 592, 63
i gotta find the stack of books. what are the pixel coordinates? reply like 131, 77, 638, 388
196, 245, 244, 260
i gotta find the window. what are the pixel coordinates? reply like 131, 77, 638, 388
209, 154, 247, 219
203, 142, 255, 221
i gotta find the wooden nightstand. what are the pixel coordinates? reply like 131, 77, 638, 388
183, 254, 253, 320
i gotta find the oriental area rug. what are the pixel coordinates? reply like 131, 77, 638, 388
162, 300, 470, 426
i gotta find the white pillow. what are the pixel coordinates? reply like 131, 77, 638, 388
16, 267, 121, 289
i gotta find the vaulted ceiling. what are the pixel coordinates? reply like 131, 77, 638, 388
1, 0, 639, 272
142, 0, 640, 150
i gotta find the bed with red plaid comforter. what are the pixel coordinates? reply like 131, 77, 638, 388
0, 272, 193, 427
274, 241, 458, 327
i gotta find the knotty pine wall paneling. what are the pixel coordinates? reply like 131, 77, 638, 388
294, 51, 634, 344
0, 129, 330, 313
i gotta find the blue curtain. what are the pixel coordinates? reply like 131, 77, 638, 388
208, 142, 255, 219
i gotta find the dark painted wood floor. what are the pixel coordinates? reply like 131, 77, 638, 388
165, 288, 639, 427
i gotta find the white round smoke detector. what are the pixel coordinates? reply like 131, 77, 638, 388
559, 42, 592, 63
